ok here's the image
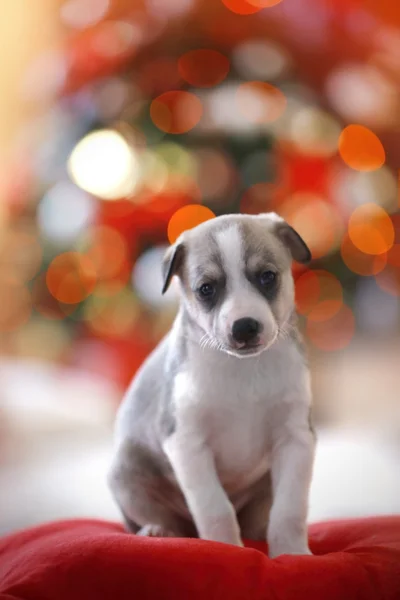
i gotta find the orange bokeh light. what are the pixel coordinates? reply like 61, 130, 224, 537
295, 270, 343, 322
46, 252, 97, 305
150, 91, 203, 134
0, 274, 31, 332
338, 124, 385, 171
247, 0, 283, 6
306, 304, 355, 351
280, 195, 342, 259
178, 49, 230, 88
167, 205, 216, 244
221, 0, 261, 14
236, 81, 286, 124
348, 203, 394, 255
341, 234, 387, 276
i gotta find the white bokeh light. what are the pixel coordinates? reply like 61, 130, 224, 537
38, 181, 97, 245
67, 129, 140, 200
132, 246, 179, 308
60, 0, 110, 29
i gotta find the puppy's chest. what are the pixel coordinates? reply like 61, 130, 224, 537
174, 361, 281, 488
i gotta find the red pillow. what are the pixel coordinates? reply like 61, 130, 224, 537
0, 516, 399, 600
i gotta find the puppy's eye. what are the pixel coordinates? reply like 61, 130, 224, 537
259, 271, 276, 286
199, 283, 215, 298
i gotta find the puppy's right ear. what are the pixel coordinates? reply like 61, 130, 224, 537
161, 243, 185, 294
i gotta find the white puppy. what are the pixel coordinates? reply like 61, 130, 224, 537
108, 212, 315, 557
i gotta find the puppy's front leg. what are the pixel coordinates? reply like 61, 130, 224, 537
164, 432, 243, 547
268, 423, 315, 558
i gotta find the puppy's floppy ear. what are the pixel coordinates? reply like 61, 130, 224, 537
275, 220, 311, 264
161, 243, 185, 294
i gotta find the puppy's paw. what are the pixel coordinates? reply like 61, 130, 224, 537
137, 524, 178, 538
269, 545, 312, 558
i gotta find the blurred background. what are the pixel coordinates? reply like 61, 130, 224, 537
1, 0, 400, 536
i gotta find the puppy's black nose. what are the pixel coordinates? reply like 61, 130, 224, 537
232, 318, 262, 343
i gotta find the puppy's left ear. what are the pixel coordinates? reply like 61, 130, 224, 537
275, 221, 311, 264
161, 243, 185, 294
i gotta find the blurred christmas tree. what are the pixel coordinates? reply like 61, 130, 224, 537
3, 0, 400, 389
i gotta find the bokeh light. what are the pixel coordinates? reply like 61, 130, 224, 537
338, 125, 385, 171
150, 91, 203, 134
60, 0, 109, 29
306, 304, 355, 351
178, 50, 230, 88
233, 40, 290, 81
348, 204, 394, 255
280, 194, 343, 259
247, 0, 283, 7
84, 290, 139, 338
46, 252, 97, 304
326, 64, 398, 128
221, 0, 261, 15
289, 108, 341, 157
167, 205, 216, 244
236, 82, 286, 124
295, 270, 343, 322
341, 234, 387, 276
0, 275, 31, 333
67, 129, 140, 200
38, 181, 96, 246
132, 246, 179, 308
331, 165, 398, 215
83, 226, 129, 282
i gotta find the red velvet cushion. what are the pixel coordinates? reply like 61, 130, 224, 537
0, 517, 399, 600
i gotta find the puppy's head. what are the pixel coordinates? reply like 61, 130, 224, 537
162, 213, 310, 358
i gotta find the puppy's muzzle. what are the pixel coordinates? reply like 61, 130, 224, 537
231, 318, 263, 350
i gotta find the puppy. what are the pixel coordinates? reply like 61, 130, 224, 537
108, 212, 315, 557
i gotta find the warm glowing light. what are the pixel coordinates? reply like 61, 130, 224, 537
341, 234, 387, 276
14, 318, 71, 361
46, 252, 97, 304
280, 195, 342, 259
178, 49, 230, 88
247, 0, 283, 6
295, 270, 343, 322
348, 204, 394, 255
0, 275, 31, 332
68, 130, 139, 200
236, 82, 286, 124
221, 0, 261, 14
150, 91, 203, 134
306, 305, 355, 351
290, 108, 341, 157
168, 205, 216, 244
338, 125, 385, 171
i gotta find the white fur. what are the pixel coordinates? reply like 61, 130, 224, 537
164, 331, 313, 555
